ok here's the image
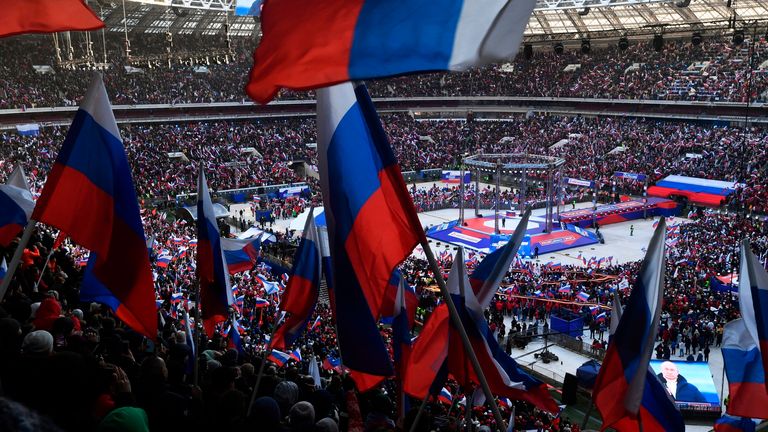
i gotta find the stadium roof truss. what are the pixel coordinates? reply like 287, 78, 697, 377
98, 0, 768, 42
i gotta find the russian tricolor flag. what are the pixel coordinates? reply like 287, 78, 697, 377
737, 239, 768, 391
157, 252, 172, 268
267, 349, 292, 367
290, 348, 302, 362
576, 291, 590, 302
593, 219, 684, 432
33, 73, 156, 338
196, 167, 233, 337
246, 0, 535, 103
221, 236, 262, 274
469, 210, 530, 308
271, 211, 322, 351
438, 387, 452, 404
721, 318, 768, 418
0, 166, 35, 246
405, 248, 558, 413
317, 82, 424, 385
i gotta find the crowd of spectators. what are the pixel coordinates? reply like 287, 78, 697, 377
4, 29, 768, 432
2, 33, 768, 109
1, 201, 762, 431
3, 113, 768, 213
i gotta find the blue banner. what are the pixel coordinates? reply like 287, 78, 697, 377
564, 177, 595, 188
614, 171, 647, 182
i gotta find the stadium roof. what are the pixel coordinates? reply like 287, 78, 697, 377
99, 0, 768, 43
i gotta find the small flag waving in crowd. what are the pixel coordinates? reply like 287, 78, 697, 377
33, 73, 156, 338
221, 236, 262, 274
246, 0, 535, 103
0, 166, 35, 246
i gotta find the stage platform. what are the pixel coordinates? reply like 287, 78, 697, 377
425, 212, 599, 255
556, 197, 679, 228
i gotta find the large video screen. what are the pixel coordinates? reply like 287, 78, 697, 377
649, 360, 720, 413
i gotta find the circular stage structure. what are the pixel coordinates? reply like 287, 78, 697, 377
462, 153, 566, 233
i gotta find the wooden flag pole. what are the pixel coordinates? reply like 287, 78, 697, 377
0, 220, 36, 303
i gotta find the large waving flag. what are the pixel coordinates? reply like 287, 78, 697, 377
271, 211, 322, 350
33, 73, 156, 338
221, 236, 262, 274
593, 219, 683, 431
196, 168, 233, 337
316, 82, 424, 384
0, 166, 35, 246
737, 239, 768, 389
469, 210, 530, 308
246, 0, 535, 103
1, 0, 104, 38
721, 318, 768, 418
405, 248, 558, 413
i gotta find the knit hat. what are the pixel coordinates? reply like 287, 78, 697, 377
249, 397, 281, 431
289, 401, 315, 428
274, 380, 299, 410
316, 417, 339, 432
97, 407, 150, 432
22, 330, 53, 355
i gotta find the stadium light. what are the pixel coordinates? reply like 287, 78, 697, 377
618, 36, 629, 51
733, 29, 745, 45
691, 32, 702, 45
652, 34, 664, 52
